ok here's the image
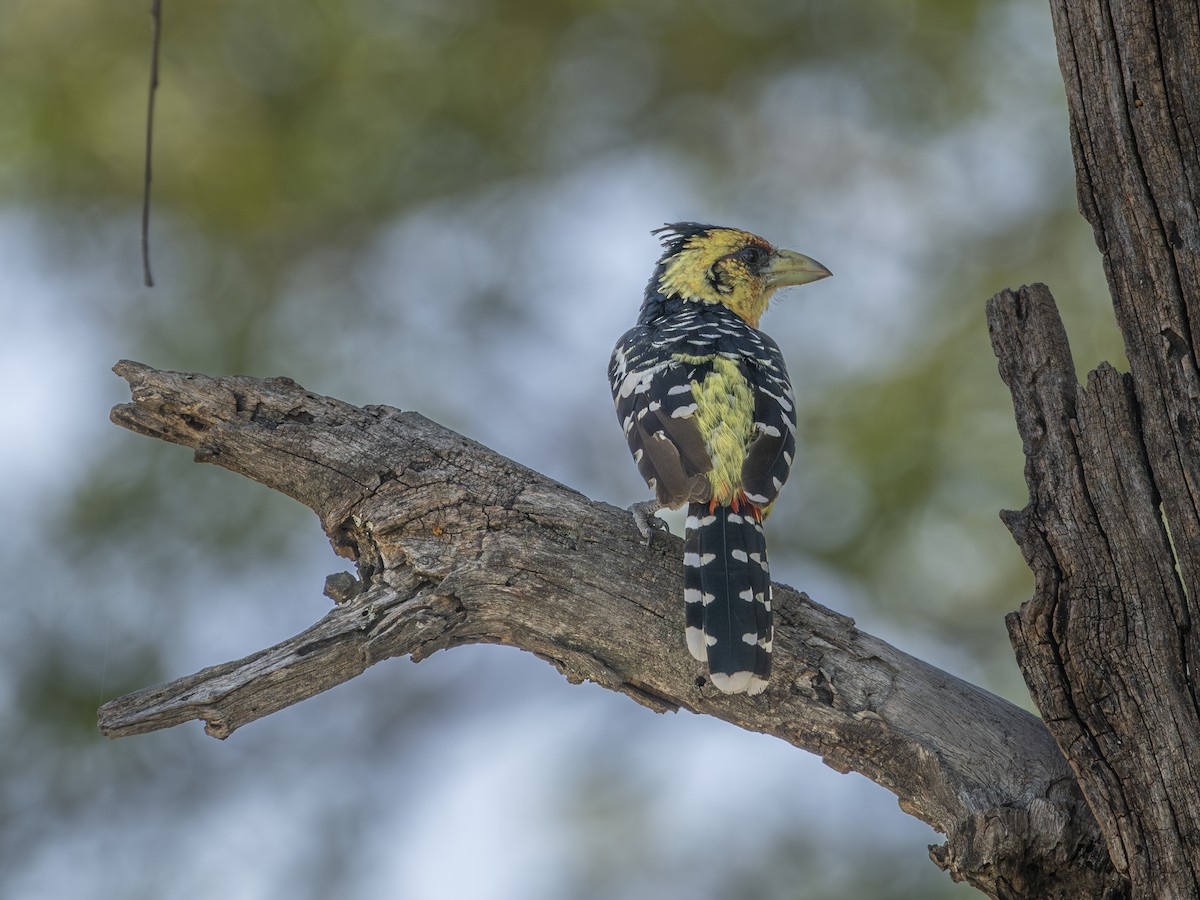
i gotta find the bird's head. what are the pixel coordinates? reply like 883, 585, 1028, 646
649, 222, 831, 328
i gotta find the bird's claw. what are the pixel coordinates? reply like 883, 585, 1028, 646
629, 499, 667, 546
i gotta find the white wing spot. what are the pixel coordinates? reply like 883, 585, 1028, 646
617, 372, 643, 398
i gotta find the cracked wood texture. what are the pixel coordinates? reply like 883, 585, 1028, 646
988, 1, 1200, 897
104, 359, 1115, 900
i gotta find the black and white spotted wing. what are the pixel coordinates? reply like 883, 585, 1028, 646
740, 332, 797, 510
609, 324, 713, 508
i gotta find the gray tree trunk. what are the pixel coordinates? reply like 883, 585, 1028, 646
99, 1, 1200, 896
994, 1, 1200, 897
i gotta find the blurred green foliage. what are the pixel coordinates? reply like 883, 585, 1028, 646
0, 0, 1125, 898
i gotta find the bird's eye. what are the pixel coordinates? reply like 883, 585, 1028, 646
738, 245, 767, 268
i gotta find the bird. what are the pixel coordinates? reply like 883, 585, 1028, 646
608, 223, 831, 694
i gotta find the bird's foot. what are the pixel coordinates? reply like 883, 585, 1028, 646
629, 499, 667, 546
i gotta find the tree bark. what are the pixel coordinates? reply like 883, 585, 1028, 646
992, 2, 1200, 897
104, 359, 1118, 899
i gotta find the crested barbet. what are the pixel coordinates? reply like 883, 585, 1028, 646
609, 223, 831, 694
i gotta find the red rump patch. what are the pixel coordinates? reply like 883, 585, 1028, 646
709, 493, 764, 521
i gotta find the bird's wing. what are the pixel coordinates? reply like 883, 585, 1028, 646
740, 335, 797, 508
610, 331, 712, 508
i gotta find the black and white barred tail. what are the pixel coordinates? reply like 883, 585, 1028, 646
683, 502, 773, 694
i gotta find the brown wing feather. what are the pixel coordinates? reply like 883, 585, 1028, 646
612, 345, 714, 508
627, 397, 711, 507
